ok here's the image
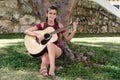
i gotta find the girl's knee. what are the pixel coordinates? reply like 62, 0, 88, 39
47, 42, 54, 47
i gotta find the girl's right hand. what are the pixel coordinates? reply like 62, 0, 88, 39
35, 33, 44, 42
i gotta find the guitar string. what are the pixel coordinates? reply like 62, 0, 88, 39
49, 18, 87, 35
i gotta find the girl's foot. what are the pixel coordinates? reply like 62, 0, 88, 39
49, 72, 55, 77
40, 67, 48, 77
48, 67, 55, 77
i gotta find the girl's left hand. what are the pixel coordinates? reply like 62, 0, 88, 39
73, 21, 78, 32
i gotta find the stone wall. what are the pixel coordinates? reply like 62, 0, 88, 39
0, 0, 39, 33
0, 0, 120, 33
74, 0, 120, 33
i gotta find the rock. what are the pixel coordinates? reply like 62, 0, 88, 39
101, 26, 108, 33
13, 24, 20, 33
56, 66, 64, 70
0, 0, 120, 33
20, 25, 31, 32
5, 0, 18, 9
19, 15, 36, 25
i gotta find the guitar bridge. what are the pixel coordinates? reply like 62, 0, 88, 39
35, 37, 40, 44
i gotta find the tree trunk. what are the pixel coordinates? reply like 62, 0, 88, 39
56, 0, 79, 25
32, 0, 78, 24
32, 0, 52, 21
31, 0, 79, 61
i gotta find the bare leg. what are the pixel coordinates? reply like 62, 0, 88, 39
47, 42, 62, 76
40, 53, 50, 76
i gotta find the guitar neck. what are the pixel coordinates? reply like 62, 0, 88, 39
50, 25, 71, 35
49, 17, 87, 35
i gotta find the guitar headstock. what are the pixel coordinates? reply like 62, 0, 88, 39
73, 17, 88, 25
79, 17, 88, 25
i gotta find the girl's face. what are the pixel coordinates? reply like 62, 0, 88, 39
46, 9, 57, 22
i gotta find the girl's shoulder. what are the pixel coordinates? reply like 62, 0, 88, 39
36, 22, 45, 30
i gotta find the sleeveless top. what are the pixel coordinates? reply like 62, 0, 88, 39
36, 22, 66, 48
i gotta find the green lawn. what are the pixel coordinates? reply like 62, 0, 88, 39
0, 33, 120, 80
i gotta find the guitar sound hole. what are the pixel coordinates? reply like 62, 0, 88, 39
44, 33, 51, 40
41, 33, 52, 45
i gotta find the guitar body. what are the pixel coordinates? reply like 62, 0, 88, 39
24, 27, 58, 57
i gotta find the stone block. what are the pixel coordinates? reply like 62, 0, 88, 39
5, 0, 18, 9
20, 25, 31, 32
19, 15, 36, 25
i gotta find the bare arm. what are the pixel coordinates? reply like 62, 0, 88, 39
59, 22, 78, 42
24, 26, 38, 37
24, 23, 44, 41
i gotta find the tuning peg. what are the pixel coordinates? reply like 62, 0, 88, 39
83, 17, 87, 22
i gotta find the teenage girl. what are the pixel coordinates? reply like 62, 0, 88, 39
24, 6, 78, 77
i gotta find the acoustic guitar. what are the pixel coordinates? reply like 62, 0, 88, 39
24, 18, 87, 57
24, 27, 58, 57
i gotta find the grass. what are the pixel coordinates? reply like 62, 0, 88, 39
0, 33, 120, 80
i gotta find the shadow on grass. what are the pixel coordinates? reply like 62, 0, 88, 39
0, 33, 120, 80
73, 41, 120, 53
0, 33, 25, 39
0, 42, 40, 71
68, 43, 120, 79
0, 41, 82, 80
70, 39, 120, 66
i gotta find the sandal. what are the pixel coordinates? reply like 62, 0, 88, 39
48, 73, 55, 77
40, 67, 48, 77
48, 70, 55, 77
